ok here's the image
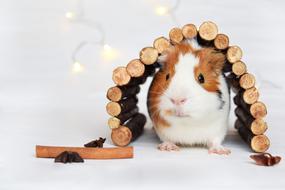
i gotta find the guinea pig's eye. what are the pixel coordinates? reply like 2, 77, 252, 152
166, 73, 170, 81
198, 73, 204, 84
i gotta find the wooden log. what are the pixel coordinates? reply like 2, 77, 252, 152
111, 113, 146, 146
153, 37, 171, 54
236, 125, 270, 153
232, 61, 247, 76
36, 145, 133, 159
223, 62, 232, 73
234, 87, 259, 105
126, 59, 145, 77
214, 34, 229, 50
250, 101, 267, 119
198, 21, 218, 41
227, 46, 243, 63
235, 117, 267, 136
182, 24, 197, 39
108, 107, 139, 129
239, 73, 255, 89
140, 47, 159, 65
107, 86, 140, 102
106, 97, 138, 117
112, 67, 131, 86
169, 27, 184, 44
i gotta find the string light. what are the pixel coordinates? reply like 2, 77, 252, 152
154, 0, 181, 26
66, 0, 118, 74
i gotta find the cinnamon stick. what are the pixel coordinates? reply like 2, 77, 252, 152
36, 145, 133, 159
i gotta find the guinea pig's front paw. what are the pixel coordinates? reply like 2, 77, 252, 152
208, 146, 231, 155
158, 142, 180, 151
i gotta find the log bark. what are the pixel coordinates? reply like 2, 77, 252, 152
239, 73, 255, 89
223, 62, 232, 73
182, 24, 197, 39
106, 97, 138, 117
108, 107, 139, 129
226, 46, 243, 63
232, 61, 247, 76
111, 113, 146, 146
36, 145, 133, 159
198, 21, 218, 41
153, 37, 171, 54
126, 59, 145, 77
140, 47, 159, 65
226, 73, 241, 93
112, 67, 131, 86
107, 86, 140, 102
214, 34, 229, 50
236, 125, 270, 153
169, 27, 184, 44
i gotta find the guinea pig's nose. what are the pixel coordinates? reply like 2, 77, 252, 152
170, 98, 187, 106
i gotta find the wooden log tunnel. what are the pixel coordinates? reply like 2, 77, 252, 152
105, 21, 271, 152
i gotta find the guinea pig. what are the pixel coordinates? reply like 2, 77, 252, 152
147, 39, 231, 155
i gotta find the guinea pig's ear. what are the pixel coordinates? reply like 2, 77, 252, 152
208, 50, 225, 76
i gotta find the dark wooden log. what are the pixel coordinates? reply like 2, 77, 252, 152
169, 27, 184, 44
197, 33, 214, 47
126, 59, 145, 77
235, 107, 268, 135
234, 87, 259, 105
182, 24, 197, 39
226, 73, 241, 93
111, 113, 146, 146
106, 97, 138, 117
236, 123, 270, 153
214, 34, 229, 50
108, 107, 139, 129
112, 67, 131, 86
223, 62, 232, 73
107, 86, 140, 102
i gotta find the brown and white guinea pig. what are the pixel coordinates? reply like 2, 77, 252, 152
147, 39, 231, 155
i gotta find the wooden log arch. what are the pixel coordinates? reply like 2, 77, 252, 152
106, 21, 270, 153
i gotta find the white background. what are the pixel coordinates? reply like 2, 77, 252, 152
0, 0, 285, 189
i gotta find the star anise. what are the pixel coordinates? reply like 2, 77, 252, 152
250, 153, 281, 166
84, 137, 106, 148
54, 151, 84, 163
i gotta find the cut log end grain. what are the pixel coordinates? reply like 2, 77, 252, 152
108, 117, 121, 129
107, 86, 122, 102
198, 21, 218, 41
243, 87, 259, 104
251, 119, 268, 135
250, 102, 267, 119
126, 59, 145, 77
214, 34, 229, 50
169, 27, 184, 44
106, 102, 121, 117
111, 126, 132, 147
239, 73, 255, 89
139, 47, 159, 65
182, 24, 197, 39
251, 135, 270, 153
232, 61, 247, 76
112, 67, 131, 86
153, 37, 171, 54
227, 46, 243, 63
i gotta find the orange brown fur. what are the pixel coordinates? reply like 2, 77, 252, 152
148, 42, 225, 128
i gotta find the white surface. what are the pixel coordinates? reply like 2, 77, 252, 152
0, 0, 285, 189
